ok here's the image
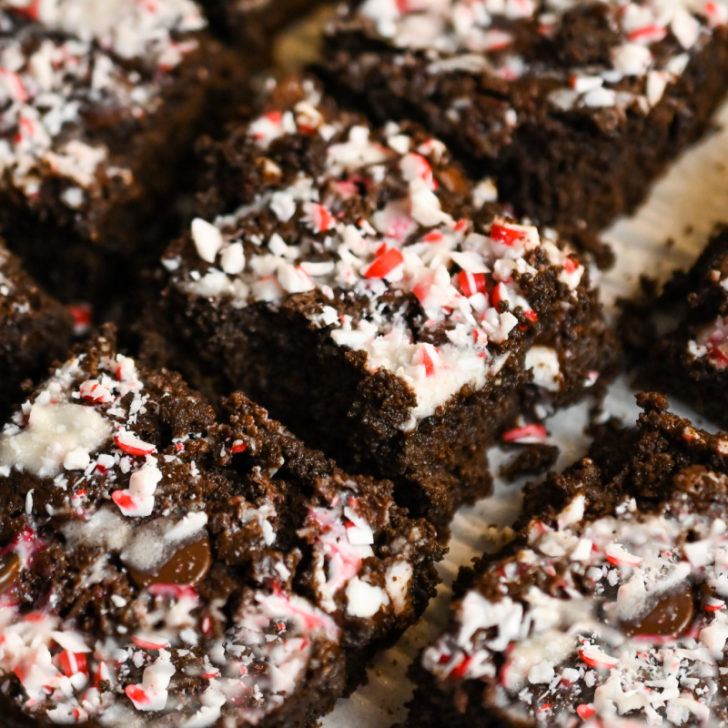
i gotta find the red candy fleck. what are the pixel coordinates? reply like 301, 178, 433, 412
69, 304, 92, 335
449, 655, 472, 679
230, 440, 247, 454
364, 246, 404, 279
502, 424, 547, 443
131, 636, 169, 650
490, 223, 526, 246
523, 309, 538, 323
125, 684, 150, 705
456, 270, 487, 298
304, 203, 335, 233
577, 704, 596, 720
422, 230, 444, 244
563, 256, 579, 274
58, 650, 88, 677
111, 490, 135, 511
628, 24, 667, 42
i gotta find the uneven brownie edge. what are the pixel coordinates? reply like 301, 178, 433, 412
0, 242, 72, 419
0, 2, 243, 303
0, 325, 441, 727
408, 392, 728, 727
647, 227, 728, 428
323, 1, 728, 231
155, 74, 615, 531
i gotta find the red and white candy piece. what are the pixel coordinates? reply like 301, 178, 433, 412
303, 202, 335, 233
578, 643, 618, 670
501, 423, 547, 444
114, 429, 155, 457
364, 245, 404, 280
79, 380, 113, 404
112, 459, 162, 518
605, 543, 643, 568
124, 653, 175, 712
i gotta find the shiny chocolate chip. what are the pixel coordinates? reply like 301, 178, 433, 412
622, 586, 694, 638
0, 553, 20, 594
127, 536, 212, 589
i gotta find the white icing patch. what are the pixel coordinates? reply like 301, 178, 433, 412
120, 510, 206, 572
0, 402, 111, 477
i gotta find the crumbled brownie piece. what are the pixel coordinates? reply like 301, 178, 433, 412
499, 443, 559, 482
649, 227, 728, 427
0, 326, 440, 727
324, 0, 728, 230
409, 393, 728, 726
158, 75, 614, 530
0, 0, 235, 302
0, 240, 71, 418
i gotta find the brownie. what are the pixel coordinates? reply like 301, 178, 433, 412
409, 392, 728, 727
200, 0, 327, 49
0, 327, 441, 727
0, 240, 71, 418
156, 75, 614, 530
647, 227, 728, 428
324, 0, 728, 231
0, 0, 235, 303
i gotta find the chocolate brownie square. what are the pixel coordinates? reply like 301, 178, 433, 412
409, 392, 728, 726
157, 76, 615, 531
649, 227, 728, 427
324, 0, 728, 230
0, 240, 71, 418
0, 0, 235, 303
0, 326, 440, 727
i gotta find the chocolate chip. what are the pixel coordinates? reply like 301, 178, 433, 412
0, 552, 20, 594
621, 585, 694, 637
127, 536, 212, 589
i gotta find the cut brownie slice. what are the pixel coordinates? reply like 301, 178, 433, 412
159, 76, 614, 529
324, 0, 728, 230
649, 227, 728, 428
0, 0, 235, 302
409, 393, 728, 727
0, 240, 71, 418
0, 327, 440, 727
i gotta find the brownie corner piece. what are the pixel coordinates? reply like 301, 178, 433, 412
649, 226, 728, 427
0, 240, 72, 417
408, 392, 728, 726
324, 0, 728, 230
0, 1, 238, 301
159, 74, 614, 529
0, 325, 440, 727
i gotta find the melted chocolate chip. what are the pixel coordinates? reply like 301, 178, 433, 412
0, 552, 20, 593
622, 585, 695, 637
127, 536, 212, 589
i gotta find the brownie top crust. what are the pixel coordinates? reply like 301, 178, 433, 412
0, 328, 438, 726
328, 0, 727, 145
164, 76, 590, 430
0, 0, 206, 212
418, 394, 728, 725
